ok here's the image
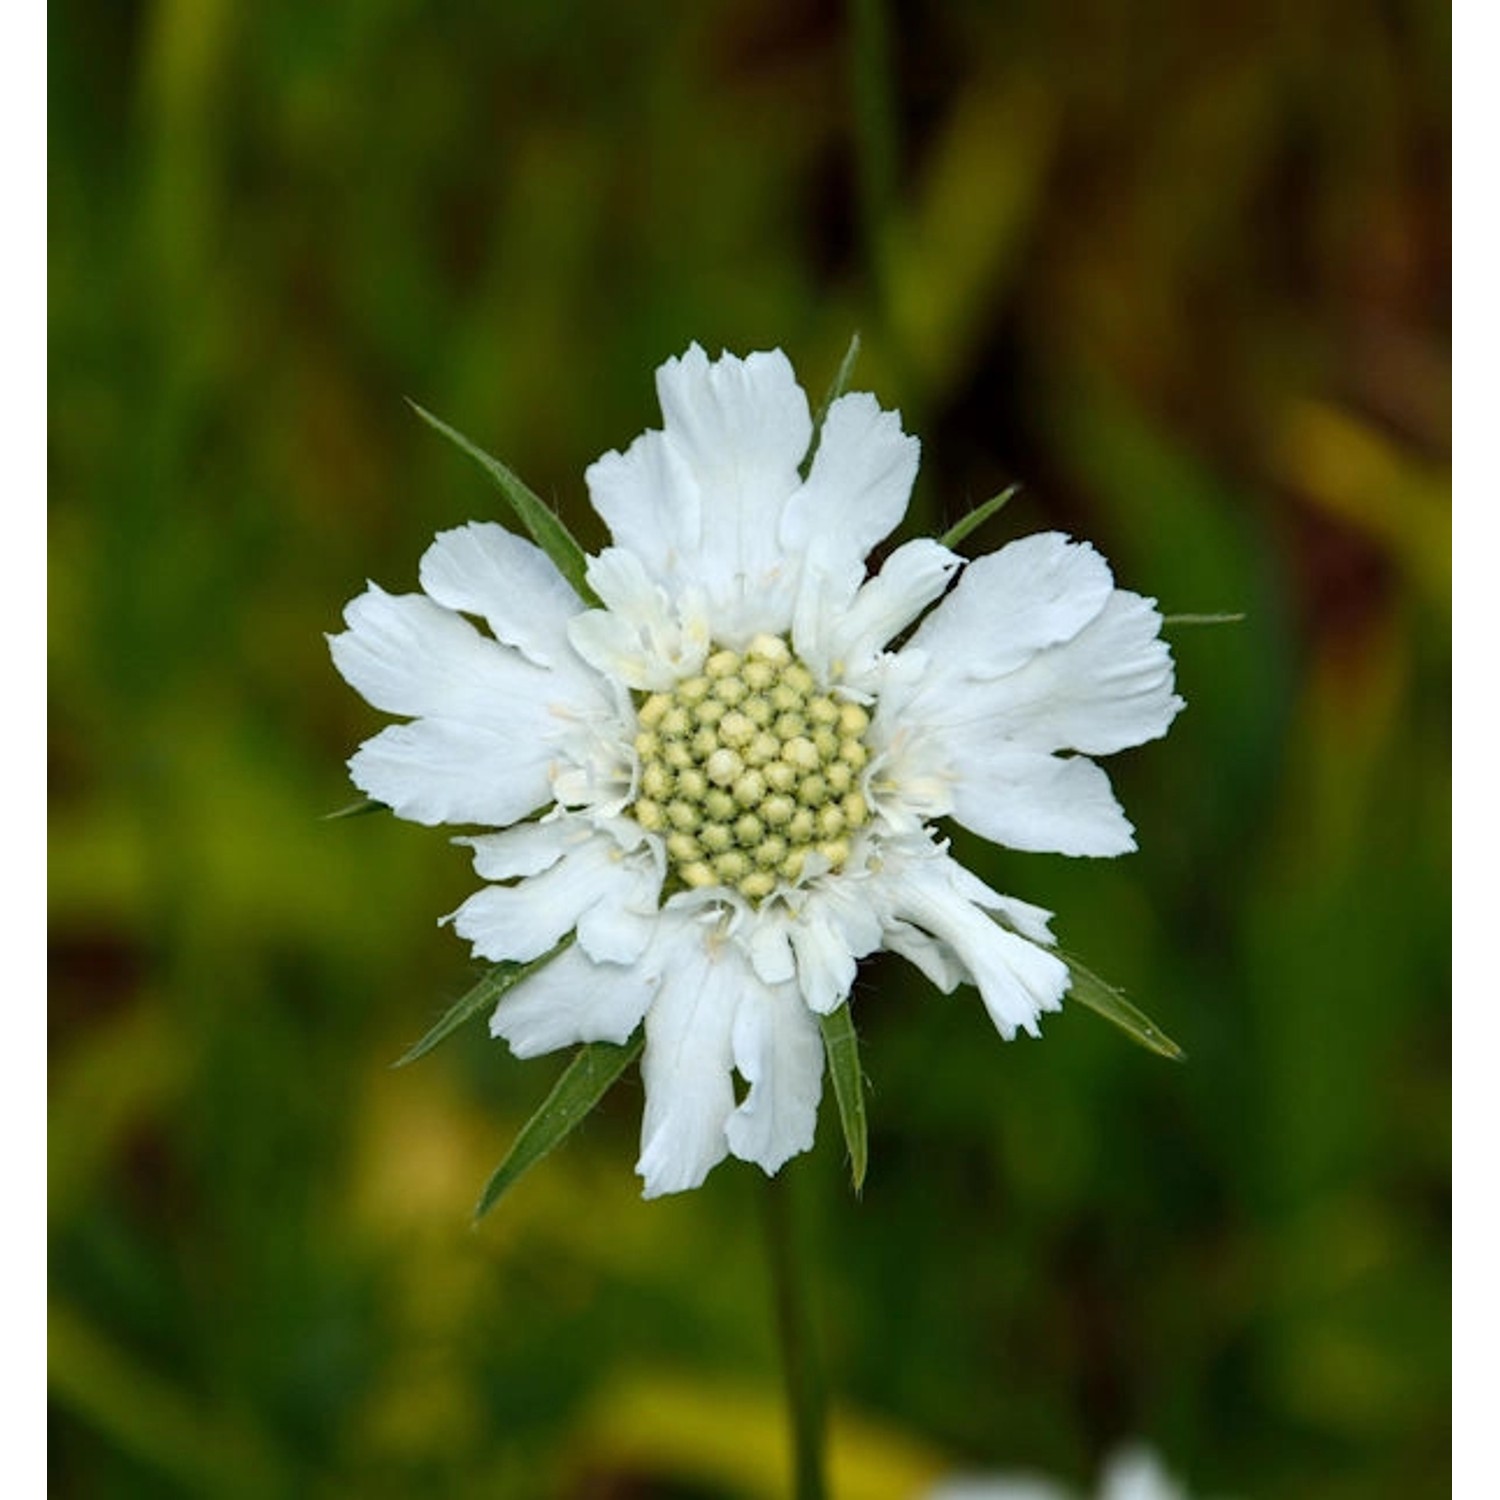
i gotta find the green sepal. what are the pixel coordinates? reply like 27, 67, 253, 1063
322, 797, 388, 821
1060, 950, 1185, 1061
801, 333, 862, 478
407, 400, 600, 607
394, 937, 573, 1068
938, 484, 1021, 551
818, 1004, 869, 1194
473, 1033, 645, 1221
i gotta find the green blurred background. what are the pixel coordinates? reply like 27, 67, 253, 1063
49, 1, 1450, 1496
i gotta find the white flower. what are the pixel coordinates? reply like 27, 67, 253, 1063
927, 1445, 1197, 1500
329, 345, 1183, 1198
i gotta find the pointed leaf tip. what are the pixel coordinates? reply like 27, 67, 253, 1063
939, 484, 1021, 551
322, 797, 389, 821
821, 332, 862, 410
472, 1033, 644, 1221
408, 400, 599, 606
394, 938, 573, 1068
1059, 950, 1185, 1061
802, 333, 864, 479
1161, 612, 1247, 627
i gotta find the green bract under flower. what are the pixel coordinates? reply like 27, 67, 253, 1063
630, 634, 871, 901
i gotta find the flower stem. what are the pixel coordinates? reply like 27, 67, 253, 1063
762, 1166, 828, 1500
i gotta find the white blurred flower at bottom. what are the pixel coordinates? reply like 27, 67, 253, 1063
926, 1445, 1195, 1500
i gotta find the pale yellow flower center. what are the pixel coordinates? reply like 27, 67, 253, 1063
628, 633, 872, 904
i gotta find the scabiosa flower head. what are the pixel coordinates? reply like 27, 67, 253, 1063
329, 345, 1183, 1198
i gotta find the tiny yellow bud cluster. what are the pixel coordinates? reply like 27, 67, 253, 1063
628, 634, 872, 903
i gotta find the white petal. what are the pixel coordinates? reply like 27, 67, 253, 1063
880, 917, 967, 993
954, 909, 1068, 1042
923, 853, 1059, 944
577, 886, 660, 965
449, 835, 661, 963
780, 391, 919, 579
329, 584, 558, 723
962, 590, 1184, 756
489, 942, 658, 1058
417, 523, 585, 670
785, 879, 884, 1014
858, 650, 953, 832
447, 866, 577, 963
795, 538, 960, 686
654, 345, 812, 637
725, 978, 825, 1175
655, 345, 811, 519
348, 718, 552, 827
947, 745, 1137, 857
883, 851, 1068, 1040
463, 815, 664, 962
459, 817, 583, 880
786, 911, 859, 1015
835, 539, 961, 669
636, 923, 742, 1197
940, 864, 1057, 946
883, 583, 1179, 853
567, 549, 711, 689
905, 532, 1115, 680
925, 1479, 1071, 1500
585, 428, 703, 583
746, 915, 797, 986
583, 547, 666, 621
789, 562, 858, 685
566, 609, 654, 692
1098, 1448, 1189, 1500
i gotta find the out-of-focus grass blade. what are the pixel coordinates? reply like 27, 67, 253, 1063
322, 797, 388, 820
939, 484, 1020, 551
473, 1033, 644, 1220
1162, 612, 1247, 627
818, 1004, 869, 1193
407, 400, 600, 606
49, 1300, 286, 1497
1060, 950, 1185, 1061
395, 940, 572, 1068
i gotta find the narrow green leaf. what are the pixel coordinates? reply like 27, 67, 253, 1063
801, 333, 862, 478
395, 938, 572, 1068
474, 1033, 645, 1220
1059, 950, 1185, 1061
1161, 612, 1247, 627
818, 1005, 869, 1193
939, 483, 1021, 551
322, 797, 388, 821
814, 333, 862, 431
407, 400, 599, 606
